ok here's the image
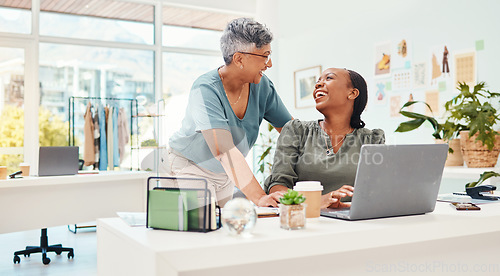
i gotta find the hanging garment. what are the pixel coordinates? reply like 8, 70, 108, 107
112, 106, 120, 167
117, 108, 130, 163
107, 106, 114, 170
83, 101, 95, 166
93, 106, 100, 169
98, 104, 108, 171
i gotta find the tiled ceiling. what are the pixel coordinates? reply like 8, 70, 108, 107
0, 0, 241, 30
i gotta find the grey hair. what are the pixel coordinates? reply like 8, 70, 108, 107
220, 18, 273, 65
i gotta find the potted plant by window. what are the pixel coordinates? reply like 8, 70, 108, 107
395, 101, 463, 166
279, 189, 306, 230
255, 123, 278, 183
444, 82, 500, 167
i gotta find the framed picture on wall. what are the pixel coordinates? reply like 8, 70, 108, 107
294, 65, 322, 108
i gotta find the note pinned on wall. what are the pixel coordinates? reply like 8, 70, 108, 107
475, 40, 484, 51
413, 62, 427, 89
392, 69, 411, 92
425, 90, 440, 117
454, 51, 476, 87
390, 96, 401, 117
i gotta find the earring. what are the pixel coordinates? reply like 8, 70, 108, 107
240, 65, 243, 69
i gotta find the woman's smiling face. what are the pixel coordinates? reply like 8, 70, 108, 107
236, 44, 272, 84
313, 68, 355, 110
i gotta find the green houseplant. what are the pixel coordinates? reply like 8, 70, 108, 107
255, 123, 278, 182
444, 82, 500, 167
395, 100, 464, 165
396, 82, 500, 167
279, 189, 306, 230
395, 100, 446, 140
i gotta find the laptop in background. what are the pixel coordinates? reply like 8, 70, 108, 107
38, 146, 79, 176
320, 144, 448, 220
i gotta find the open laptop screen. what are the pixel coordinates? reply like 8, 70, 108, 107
38, 146, 79, 176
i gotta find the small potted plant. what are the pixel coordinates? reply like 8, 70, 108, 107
444, 82, 500, 167
279, 189, 306, 230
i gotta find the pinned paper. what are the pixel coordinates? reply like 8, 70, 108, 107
425, 91, 439, 116
454, 51, 476, 87
390, 96, 401, 117
475, 40, 484, 51
438, 81, 447, 92
385, 81, 392, 91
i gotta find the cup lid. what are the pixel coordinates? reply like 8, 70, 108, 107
294, 181, 323, 191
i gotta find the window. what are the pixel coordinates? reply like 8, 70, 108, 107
0, 5, 31, 34
40, 0, 154, 44
40, 11, 154, 45
0, 0, 246, 172
162, 52, 221, 147
161, 5, 239, 50
162, 25, 221, 51
0, 47, 25, 174
39, 43, 154, 118
39, 43, 154, 168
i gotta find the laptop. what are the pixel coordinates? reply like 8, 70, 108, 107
320, 144, 448, 220
38, 146, 79, 176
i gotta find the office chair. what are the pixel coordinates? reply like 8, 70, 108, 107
13, 228, 74, 265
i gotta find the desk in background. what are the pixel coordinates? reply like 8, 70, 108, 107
0, 171, 149, 234
97, 202, 500, 275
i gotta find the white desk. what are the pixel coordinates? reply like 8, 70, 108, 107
0, 171, 149, 234
97, 202, 500, 275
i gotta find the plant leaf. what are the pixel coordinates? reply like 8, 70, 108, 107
395, 118, 425, 132
465, 171, 500, 188
258, 146, 272, 162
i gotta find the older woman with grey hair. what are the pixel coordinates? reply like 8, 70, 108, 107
166, 18, 292, 207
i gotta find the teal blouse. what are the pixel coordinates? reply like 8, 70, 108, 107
264, 119, 385, 195
169, 69, 291, 173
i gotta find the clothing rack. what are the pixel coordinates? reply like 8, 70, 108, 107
68, 96, 139, 171
67, 96, 139, 234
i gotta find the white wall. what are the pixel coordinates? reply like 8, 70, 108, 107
258, 0, 500, 145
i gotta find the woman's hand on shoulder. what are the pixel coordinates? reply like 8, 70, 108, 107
321, 185, 354, 209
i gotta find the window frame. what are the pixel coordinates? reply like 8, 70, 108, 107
0, 0, 243, 175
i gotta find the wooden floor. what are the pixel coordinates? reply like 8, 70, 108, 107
0, 225, 97, 276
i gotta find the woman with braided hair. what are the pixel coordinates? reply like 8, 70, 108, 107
264, 68, 385, 209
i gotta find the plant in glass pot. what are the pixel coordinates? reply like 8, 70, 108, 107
395, 101, 463, 166
444, 82, 500, 167
279, 189, 306, 230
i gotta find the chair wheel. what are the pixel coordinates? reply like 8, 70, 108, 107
42, 257, 51, 265
24, 254, 30, 257
13, 255, 20, 264
68, 251, 74, 259
55, 250, 62, 255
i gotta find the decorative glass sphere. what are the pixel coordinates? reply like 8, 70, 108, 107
221, 198, 257, 236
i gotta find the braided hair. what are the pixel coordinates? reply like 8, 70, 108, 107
346, 69, 367, 129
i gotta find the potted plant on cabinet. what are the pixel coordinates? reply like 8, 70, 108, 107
395, 101, 463, 166
444, 82, 500, 167
279, 189, 306, 230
